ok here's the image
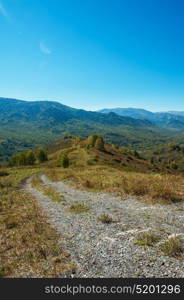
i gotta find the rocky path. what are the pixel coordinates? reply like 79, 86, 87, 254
23, 175, 184, 277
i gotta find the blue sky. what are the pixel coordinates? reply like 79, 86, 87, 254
0, 0, 184, 111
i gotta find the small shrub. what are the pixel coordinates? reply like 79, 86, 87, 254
160, 234, 183, 256
98, 214, 113, 224
150, 157, 155, 164
69, 204, 90, 214
150, 180, 180, 203
43, 186, 64, 203
0, 170, 9, 177
122, 176, 149, 196
34, 221, 44, 234
170, 162, 178, 170
36, 147, 48, 163
134, 150, 141, 158
134, 230, 159, 246
62, 154, 69, 168
4, 215, 20, 229
0, 264, 12, 277
84, 180, 95, 188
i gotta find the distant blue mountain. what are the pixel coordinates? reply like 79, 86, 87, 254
98, 107, 184, 129
0, 97, 184, 159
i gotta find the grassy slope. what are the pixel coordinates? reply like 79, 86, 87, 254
47, 136, 182, 174
45, 165, 184, 204
2, 97, 184, 160
145, 143, 184, 172
45, 137, 184, 204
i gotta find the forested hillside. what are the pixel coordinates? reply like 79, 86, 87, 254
1, 98, 184, 160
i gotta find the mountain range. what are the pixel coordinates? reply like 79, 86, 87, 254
98, 108, 184, 129
0, 97, 184, 159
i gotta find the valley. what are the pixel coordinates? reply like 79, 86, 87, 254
1, 97, 184, 160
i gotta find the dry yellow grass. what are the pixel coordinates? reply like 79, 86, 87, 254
0, 168, 75, 277
68, 204, 91, 214
160, 234, 183, 256
45, 165, 184, 204
134, 230, 159, 246
32, 175, 64, 203
97, 214, 114, 224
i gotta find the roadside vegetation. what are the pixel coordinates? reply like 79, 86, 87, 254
160, 234, 184, 257
68, 204, 91, 214
32, 175, 64, 203
6, 135, 180, 205
45, 165, 184, 204
134, 230, 159, 247
97, 213, 114, 224
0, 168, 74, 277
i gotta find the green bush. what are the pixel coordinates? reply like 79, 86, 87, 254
62, 153, 69, 168
36, 147, 48, 163
25, 151, 36, 165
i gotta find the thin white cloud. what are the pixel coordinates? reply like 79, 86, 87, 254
0, 2, 11, 22
40, 41, 51, 55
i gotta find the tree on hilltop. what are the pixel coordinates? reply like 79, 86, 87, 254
62, 153, 69, 168
85, 135, 98, 148
25, 150, 36, 165
94, 137, 105, 151
36, 147, 48, 163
